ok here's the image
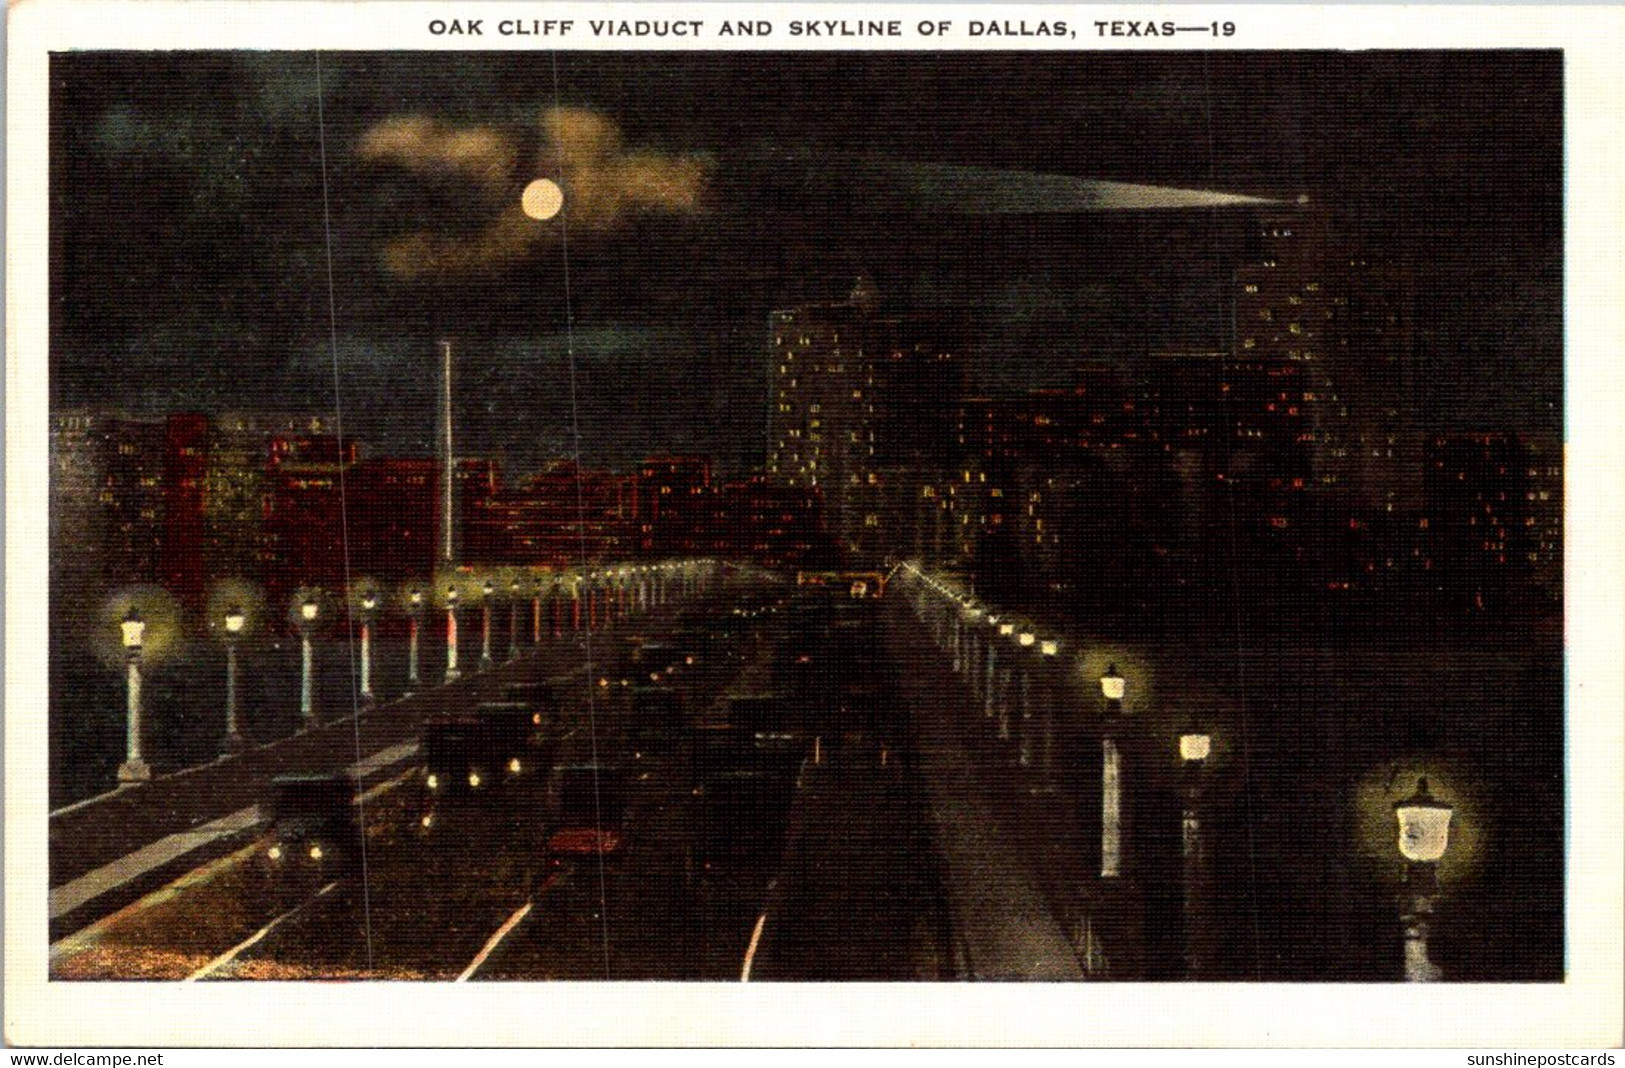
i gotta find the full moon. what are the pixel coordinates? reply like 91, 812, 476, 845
521, 178, 564, 221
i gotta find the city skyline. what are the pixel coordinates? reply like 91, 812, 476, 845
51, 51, 1562, 474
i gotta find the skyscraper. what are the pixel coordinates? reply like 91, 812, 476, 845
767, 275, 964, 561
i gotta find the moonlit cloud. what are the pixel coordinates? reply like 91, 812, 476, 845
360, 106, 714, 280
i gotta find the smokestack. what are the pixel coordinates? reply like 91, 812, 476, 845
440, 338, 455, 566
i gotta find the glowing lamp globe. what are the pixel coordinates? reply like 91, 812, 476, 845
1101, 664, 1126, 702
483, 580, 495, 598
409, 589, 424, 610
361, 592, 377, 613
1394, 777, 1454, 864
1018, 631, 1035, 647
300, 598, 319, 623
1180, 733, 1212, 763
446, 587, 460, 607
999, 622, 1015, 637
223, 605, 246, 635
121, 607, 146, 650
1041, 640, 1059, 657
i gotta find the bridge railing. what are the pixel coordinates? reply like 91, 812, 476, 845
892, 561, 1248, 980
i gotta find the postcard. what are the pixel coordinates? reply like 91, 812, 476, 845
6, 0, 1622, 1048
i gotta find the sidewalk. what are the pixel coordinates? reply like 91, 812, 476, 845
46, 622, 650, 939
884, 607, 1085, 981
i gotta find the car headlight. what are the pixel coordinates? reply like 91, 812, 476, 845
426, 774, 439, 790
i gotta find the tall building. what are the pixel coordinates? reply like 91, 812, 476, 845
1233, 208, 1418, 507
465, 459, 635, 566
99, 417, 169, 591
204, 412, 335, 586
159, 413, 211, 611
49, 410, 108, 615
351, 457, 441, 583
261, 433, 360, 600
636, 456, 713, 556
767, 275, 965, 560
1424, 431, 1554, 612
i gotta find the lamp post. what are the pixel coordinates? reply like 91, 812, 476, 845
1033, 639, 1060, 792
531, 578, 543, 645
1394, 777, 1454, 982
1179, 726, 1213, 978
983, 616, 999, 718
406, 588, 424, 693
479, 579, 495, 669
297, 596, 320, 730
116, 608, 152, 783
995, 621, 1016, 739
508, 579, 522, 661
1016, 630, 1036, 767
358, 590, 378, 705
444, 586, 461, 682
1100, 663, 1127, 878
220, 604, 248, 756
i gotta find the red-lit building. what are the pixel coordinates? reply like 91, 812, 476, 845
636, 455, 712, 556
1424, 432, 1555, 612
350, 457, 441, 583
702, 476, 825, 569
159, 413, 211, 611
261, 434, 360, 601
465, 459, 636, 567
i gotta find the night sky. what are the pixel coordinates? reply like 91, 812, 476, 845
50, 50, 1562, 474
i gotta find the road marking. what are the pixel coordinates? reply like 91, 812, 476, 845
457, 901, 533, 982
49, 758, 417, 927
49, 804, 266, 921
740, 912, 769, 982
49, 840, 265, 962
185, 880, 340, 981
347, 741, 419, 780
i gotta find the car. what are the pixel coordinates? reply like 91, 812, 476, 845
504, 681, 562, 724
262, 772, 362, 888
629, 685, 683, 755
544, 764, 628, 867
474, 700, 546, 758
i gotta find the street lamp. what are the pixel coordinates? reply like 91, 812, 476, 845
508, 579, 522, 661
982, 616, 999, 718
297, 595, 320, 730
444, 585, 461, 681
994, 621, 1016, 733
405, 588, 424, 693
1100, 663, 1127, 878
1014, 630, 1036, 764
1394, 777, 1454, 982
1033, 639, 1060, 792
479, 579, 496, 669
116, 607, 152, 783
220, 604, 248, 755
531, 576, 544, 645
1179, 721, 1213, 979
357, 589, 379, 705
